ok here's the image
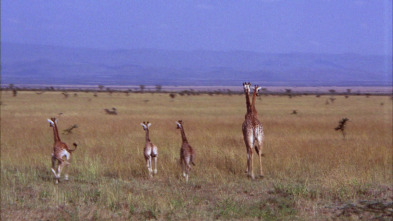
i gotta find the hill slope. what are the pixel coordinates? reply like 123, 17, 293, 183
1, 42, 391, 86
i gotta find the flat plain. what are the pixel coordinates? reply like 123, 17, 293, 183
1, 90, 392, 220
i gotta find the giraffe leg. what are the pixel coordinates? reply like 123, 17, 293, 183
249, 148, 255, 179
51, 155, 57, 178
153, 157, 157, 175
146, 157, 152, 177
256, 146, 264, 178
149, 157, 153, 176
57, 161, 66, 179
54, 161, 65, 184
64, 160, 70, 181
245, 147, 249, 174
246, 148, 251, 174
181, 159, 186, 178
244, 134, 254, 177
185, 160, 190, 183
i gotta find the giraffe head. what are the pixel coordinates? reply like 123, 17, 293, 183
176, 120, 183, 129
253, 85, 262, 96
140, 121, 151, 130
243, 82, 251, 94
47, 117, 58, 127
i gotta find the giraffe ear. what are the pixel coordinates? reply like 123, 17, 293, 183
140, 123, 146, 129
147, 122, 151, 128
47, 119, 54, 125
55, 119, 58, 124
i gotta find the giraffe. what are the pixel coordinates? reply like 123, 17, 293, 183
242, 83, 264, 179
140, 121, 158, 177
176, 120, 195, 183
47, 117, 77, 184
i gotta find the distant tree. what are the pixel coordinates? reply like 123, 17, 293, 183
169, 93, 176, 99
12, 89, 17, 97
329, 89, 336, 94
98, 85, 105, 90
9, 84, 14, 90
139, 85, 145, 93
106, 88, 112, 94
261, 88, 268, 96
346, 89, 351, 94
155, 85, 162, 92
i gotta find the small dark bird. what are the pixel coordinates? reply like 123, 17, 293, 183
63, 124, 78, 135
104, 107, 117, 115
335, 118, 349, 139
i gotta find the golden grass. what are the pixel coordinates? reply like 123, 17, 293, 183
1, 90, 392, 220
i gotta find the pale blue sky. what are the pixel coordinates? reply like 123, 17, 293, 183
2, 0, 392, 55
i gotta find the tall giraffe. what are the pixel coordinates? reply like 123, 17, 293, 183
48, 117, 78, 184
140, 121, 158, 177
176, 120, 195, 183
242, 84, 264, 179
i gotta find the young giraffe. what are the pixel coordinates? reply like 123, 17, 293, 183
176, 120, 195, 183
140, 121, 158, 177
242, 83, 265, 179
47, 117, 77, 184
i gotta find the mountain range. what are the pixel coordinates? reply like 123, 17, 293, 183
1, 42, 391, 86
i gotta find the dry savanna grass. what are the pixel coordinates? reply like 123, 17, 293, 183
1, 90, 392, 220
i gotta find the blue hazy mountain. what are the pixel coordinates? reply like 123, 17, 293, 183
1, 42, 391, 86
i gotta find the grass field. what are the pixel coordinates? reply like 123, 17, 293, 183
1, 90, 392, 220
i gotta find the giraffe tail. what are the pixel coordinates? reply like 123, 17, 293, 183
191, 155, 196, 166
69, 143, 78, 152
255, 146, 265, 157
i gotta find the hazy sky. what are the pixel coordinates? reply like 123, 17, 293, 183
2, 0, 392, 55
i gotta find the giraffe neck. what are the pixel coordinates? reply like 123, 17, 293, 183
245, 90, 251, 113
145, 129, 151, 142
251, 89, 258, 114
52, 124, 61, 143
180, 127, 188, 143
